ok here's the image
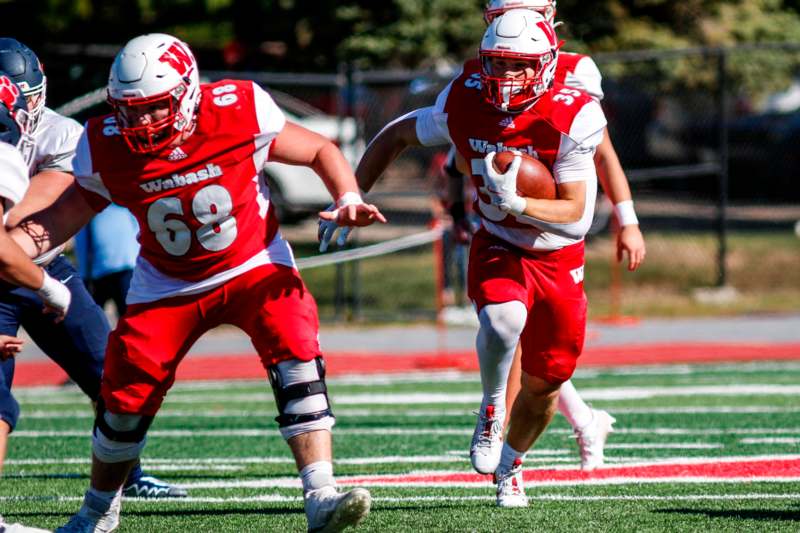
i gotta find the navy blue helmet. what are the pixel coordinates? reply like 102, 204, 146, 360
0, 72, 29, 147
0, 38, 46, 132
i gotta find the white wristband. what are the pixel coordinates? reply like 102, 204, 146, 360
507, 195, 527, 217
37, 270, 60, 296
614, 200, 639, 226
336, 191, 363, 208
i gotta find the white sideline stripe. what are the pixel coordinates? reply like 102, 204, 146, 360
605, 444, 723, 450
15, 384, 800, 405
12, 427, 800, 439
19, 405, 798, 420
740, 438, 800, 444
4, 493, 800, 505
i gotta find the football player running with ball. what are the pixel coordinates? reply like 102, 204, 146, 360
10, 34, 383, 532
328, 10, 605, 507
475, 0, 645, 472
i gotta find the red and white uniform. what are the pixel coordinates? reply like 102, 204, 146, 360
73, 80, 322, 414
75, 80, 292, 304
412, 59, 606, 383
554, 52, 604, 101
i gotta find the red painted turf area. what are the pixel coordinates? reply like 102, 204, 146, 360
337, 457, 800, 485
12, 342, 800, 387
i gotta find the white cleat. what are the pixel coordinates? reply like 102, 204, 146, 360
55, 491, 121, 533
576, 409, 616, 471
469, 404, 504, 474
0, 515, 51, 532
494, 458, 528, 508
305, 486, 371, 533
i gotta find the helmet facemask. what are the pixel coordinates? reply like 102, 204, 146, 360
479, 9, 560, 113
21, 77, 46, 134
480, 50, 556, 112
107, 34, 201, 155
109, 81, 191, 154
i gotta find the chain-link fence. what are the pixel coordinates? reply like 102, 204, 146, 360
49, 43, 800, 322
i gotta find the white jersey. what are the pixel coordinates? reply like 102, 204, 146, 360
22, 108, 81, 264
29, 107, 83, 174
0, 142, 31, 223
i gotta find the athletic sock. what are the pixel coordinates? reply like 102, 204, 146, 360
558, 379, 594, 431
84, 487, 120, 514
497, 442, 525, 474
300, 461, 335, 494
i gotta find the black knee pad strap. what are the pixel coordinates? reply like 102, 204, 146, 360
268, 357, 334, 428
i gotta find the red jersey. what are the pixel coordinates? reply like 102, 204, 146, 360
416, 60, 606, 251
74, 80, 286, 287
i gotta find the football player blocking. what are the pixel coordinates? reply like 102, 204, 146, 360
10, 34, 383, 532
0, 38, 189, 502
337, 8, 626, 507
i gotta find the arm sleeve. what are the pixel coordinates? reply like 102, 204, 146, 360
73, 128, 112, 211
251, 82, 287, 171
35, 115, 83, 173
569, 57, 604, 102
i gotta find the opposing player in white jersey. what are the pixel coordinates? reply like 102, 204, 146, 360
483, 0, 645, 471
0, 37, 186, 498
10, 33, 381, 532
0, 73, 70, 533
347, 11, 605, 506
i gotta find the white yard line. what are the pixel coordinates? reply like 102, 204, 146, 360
4, 493, 800, 505
11, 427, 800, 438
740, 437, 800, 444
18, 405, 798, 420
14, 384, 800, 406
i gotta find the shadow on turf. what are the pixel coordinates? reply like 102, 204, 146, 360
656, 508, 800, 522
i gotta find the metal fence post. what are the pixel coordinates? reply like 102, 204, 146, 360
716, 48, 730, 287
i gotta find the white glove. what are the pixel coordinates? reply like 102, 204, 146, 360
36, 269, 71, 321
483, 151, 527, 216
317, 192, 362, 252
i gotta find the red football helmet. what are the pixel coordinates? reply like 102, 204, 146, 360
107, 34, 201, 154
484, 0, 557, 24
480, 9, 560, 112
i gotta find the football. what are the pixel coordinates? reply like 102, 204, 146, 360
492, 151, 557, 200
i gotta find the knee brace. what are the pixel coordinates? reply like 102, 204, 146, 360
92, 399, 153, 463
268, 356, 335, 440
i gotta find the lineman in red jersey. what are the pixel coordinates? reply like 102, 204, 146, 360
348, 10, 605, 507
483, 0, 646, 472
10, 34, 382, 532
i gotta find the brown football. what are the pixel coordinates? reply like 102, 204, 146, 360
492, 151, 557, 200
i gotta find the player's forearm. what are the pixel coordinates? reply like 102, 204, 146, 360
4, 170, 75, 228
594, 129, 633, 205
9, 184, 96, 258
356, 118, 420, 193
0, 231, 45, 290
518, 196, 585, 223
311, 142, 361, 200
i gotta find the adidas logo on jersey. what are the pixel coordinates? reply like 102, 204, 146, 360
167, 146, 188, 161
139, 163, 223, 193
498, 116, 516, 129
468, 138, 538, 158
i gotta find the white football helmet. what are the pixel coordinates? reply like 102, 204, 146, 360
480, 9, 559, 112
107, 33, 201, 153
485, 0, 557, 24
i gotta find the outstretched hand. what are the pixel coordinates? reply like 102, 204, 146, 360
318, 196, 387, 252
